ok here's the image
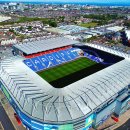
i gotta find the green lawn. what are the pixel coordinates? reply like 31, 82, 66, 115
79, 22, 98, 28
38, 57, 96, 83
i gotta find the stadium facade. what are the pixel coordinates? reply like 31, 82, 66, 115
0, 37, 130, 130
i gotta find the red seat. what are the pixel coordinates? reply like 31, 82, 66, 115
24, 46, 73, 59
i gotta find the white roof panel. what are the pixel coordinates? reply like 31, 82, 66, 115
0, 46, 130, 124
13, 37, 79, 55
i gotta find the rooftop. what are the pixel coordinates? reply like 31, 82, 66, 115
58, 25, 88, 34
106, 26, 124, 32
13, 37, 79, 55
126, 30, 130, 40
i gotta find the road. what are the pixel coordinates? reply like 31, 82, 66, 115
115, 119, 130, 130
0, 102, 15, 130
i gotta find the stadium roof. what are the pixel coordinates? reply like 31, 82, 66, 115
0, 45, 130, 124
13, 37, 79, 55
86, 43, 130, 59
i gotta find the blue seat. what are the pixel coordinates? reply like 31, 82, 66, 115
23, 59, 37, 72
39, 55, 54, 69
45, 54, 59, 66
65, 49, 77, 59
52, 52, 66, 64
31, 57, 45, 71
58, 50, 72, 61
71, 48, 79, 57
24, 48, 82, 72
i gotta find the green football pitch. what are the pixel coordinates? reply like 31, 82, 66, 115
38, 57, 97, 83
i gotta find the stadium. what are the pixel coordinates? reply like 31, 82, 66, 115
0, 37, 130, 130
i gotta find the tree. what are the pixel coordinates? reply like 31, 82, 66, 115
48, 20, 57, 27
28, 26, 32, 31
19, 26, 23, 31
59, 16, 65, 22
9, 29, 14, 33
124, 21, 130, 28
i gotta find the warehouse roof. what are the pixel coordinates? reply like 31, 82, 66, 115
106, 26, 124, 32
126, 30, 130, 40
58, 25, 88, 34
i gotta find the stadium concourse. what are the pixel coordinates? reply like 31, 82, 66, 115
0, 37, 130, 130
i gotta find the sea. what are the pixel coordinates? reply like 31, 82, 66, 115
0, 1, 130, 6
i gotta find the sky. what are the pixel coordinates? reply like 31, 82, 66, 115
0, 0, 130, 4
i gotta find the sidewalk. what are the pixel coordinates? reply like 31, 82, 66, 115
113, 109, 130, 130
96, 109, 130, 130
0, 91, 26, 130
0, 122, 4, 130
97, 117, 116, 130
